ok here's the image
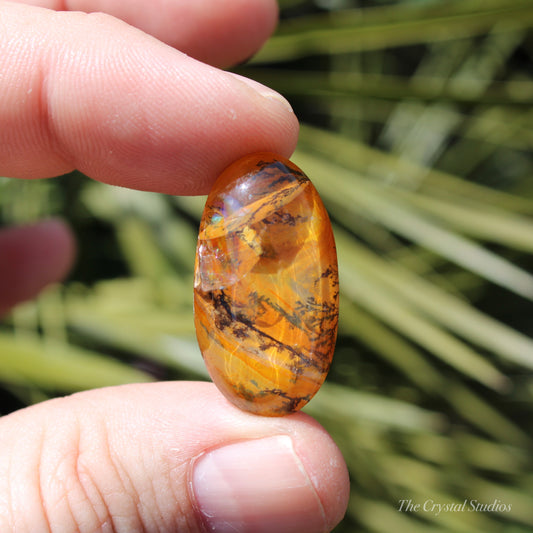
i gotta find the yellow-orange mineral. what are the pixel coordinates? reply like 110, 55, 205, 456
194, 153, 339, 416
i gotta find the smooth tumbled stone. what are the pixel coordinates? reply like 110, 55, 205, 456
194, 152, 339, 416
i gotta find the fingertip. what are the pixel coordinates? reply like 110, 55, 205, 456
39, 218, 77, 275
290, 413, 351, 531
0, 219, 76, 314
159, 0, 280, 67
192, 415, 349, 533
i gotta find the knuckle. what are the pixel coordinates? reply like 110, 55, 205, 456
36, 407, 119, 532
2, 395, 198, 532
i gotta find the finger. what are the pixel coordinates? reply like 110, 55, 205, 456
0, 220, 75, 316
10, 0, 278, 67
0, 2, 298, 194
0, 382, 349, 532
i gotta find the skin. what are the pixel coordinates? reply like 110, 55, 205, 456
0, 1, 350, 531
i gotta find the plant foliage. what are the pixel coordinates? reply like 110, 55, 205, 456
1, 1, 533, 531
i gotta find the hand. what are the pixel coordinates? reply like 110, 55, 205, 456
0, 2, 350, 532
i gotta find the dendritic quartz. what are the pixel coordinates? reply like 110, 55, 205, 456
194, 153, 339, 416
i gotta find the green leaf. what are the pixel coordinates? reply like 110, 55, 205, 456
295, 151, 533, 301
0, 333, 152, 392
254, 0, 533, 62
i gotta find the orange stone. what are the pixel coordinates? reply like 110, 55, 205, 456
194, 153, 339, 416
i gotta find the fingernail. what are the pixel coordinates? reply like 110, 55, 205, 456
192, 435, 327, 533
233, 74, 294, 114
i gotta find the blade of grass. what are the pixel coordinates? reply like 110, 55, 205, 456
339, 297, 444, 393
404, 432, 527, 474
297, 124, 533, 214
445, 382, 531, 446
239, 68, 533, 106
295, 151, 533, 301
336, 228, 533, 369
306, 382, 446, 433
253, 0, 533, 63
338, 243, 508, 391
399, 191, 533, 252
0, 333, 152, 392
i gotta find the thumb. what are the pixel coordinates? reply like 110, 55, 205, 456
0, 381, 349, 532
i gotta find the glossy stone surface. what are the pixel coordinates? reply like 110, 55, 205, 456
194, 153, 339, 416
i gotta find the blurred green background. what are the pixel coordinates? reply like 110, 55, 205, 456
1, 0, 533, 531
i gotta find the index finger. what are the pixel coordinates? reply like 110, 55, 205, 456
7, 0, 279, 67
0, 2, 298, 195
